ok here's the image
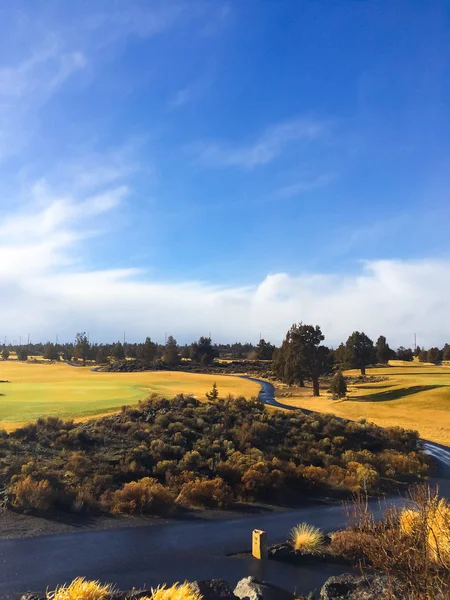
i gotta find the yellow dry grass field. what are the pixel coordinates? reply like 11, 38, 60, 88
278, 361, 450, 446
0, 362, 261, 432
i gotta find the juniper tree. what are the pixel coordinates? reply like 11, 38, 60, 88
345, 331, 376, 375
329, 371, 347, 399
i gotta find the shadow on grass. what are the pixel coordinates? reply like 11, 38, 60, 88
386, 371, 450, 376
355, 384, 395, 390
350, 384, 446, 403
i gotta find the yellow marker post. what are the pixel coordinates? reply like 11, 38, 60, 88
252, 529, 268, 559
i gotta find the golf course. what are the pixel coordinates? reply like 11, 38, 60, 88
279, 361, 450, 446
0, 361, 261, 431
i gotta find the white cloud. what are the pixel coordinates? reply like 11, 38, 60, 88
192, 118, 327, 169
0, 177, 447, 349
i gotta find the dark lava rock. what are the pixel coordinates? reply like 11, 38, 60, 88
19, 594, 45, 600
234, 576, 295, 600
320, 573, 390, 599
191, 579, 237, 599
268, 542, 292, 559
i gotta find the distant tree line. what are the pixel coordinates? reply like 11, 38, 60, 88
2, 329, 450, 380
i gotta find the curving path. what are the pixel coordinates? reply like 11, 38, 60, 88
0, 377, 449, 599
243, 377, 450, 476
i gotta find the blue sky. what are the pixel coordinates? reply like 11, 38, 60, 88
0, 1, 449, 346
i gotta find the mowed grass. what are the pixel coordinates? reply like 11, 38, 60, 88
279, 361, 450, 446
0, 362, 261, 431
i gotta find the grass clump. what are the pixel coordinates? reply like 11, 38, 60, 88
46, 577, 112, 600
142, 582, 202, 600
289, 522, 325, 554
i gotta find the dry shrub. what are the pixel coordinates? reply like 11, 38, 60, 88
339, 485, 450, 599
289, 522, 324, 554
329, 529, 371, 562
399, 497, 450, 565
46, 577, 112, 600
10, 475, 57, 511
141, 581, 202, 600
108, 477, 175, 515
177, 477, 232, 508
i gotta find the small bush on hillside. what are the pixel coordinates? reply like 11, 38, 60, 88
46, 577, 112, 600
289, 522, 325, 554
177, 477, 232, 508
329, 371, 347, 399
10, 475, 57, 511
107, 477, 175, 515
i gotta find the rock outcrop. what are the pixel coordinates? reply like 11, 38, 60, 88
234, 576, 295, 600
320, 573, 391, 599
191, 579, 237, 599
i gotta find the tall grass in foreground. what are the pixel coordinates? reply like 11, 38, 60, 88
289, 522, 325, 554
143, 582, 203, 600
46, 577, 112, 600
337, 485, 450, 599
46, 579, 202, 600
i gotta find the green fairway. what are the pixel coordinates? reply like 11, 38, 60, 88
0, 362, 261, 430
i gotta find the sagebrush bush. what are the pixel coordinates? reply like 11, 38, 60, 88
46, 577, 112, 600
177, 477, 232, 508
0, 395, 427, 516
107, 477, 175, 515
289, 522, 324, 554
10, 475, 57, 511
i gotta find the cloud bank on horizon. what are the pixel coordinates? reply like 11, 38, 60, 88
0, 1, 449, 348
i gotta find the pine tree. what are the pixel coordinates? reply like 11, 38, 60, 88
206, 382, 219, 400
74, 333, 90, 366
163, 336, 180, 366
112, 341, 125, 360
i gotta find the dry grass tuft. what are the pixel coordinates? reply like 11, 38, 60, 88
46, 577, 112, 600
289, 522, 325, 554
399, 507, 420, 536
141, 581, 203, 600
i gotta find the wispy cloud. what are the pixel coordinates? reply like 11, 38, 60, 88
86, 3, 186, 48
191, 117, 328, 169
0, 42, 86, 99
168, 75, 214, 109
276, 173, 336, 199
